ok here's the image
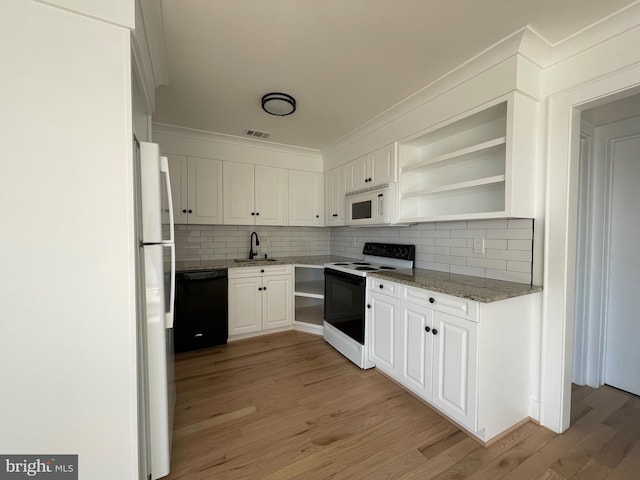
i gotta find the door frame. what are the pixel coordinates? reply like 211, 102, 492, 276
541, 64, 640, 434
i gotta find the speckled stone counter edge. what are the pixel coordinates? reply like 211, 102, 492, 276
369, 270, 542, 303
176, 256, 542, 303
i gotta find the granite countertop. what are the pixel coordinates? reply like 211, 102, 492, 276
369, 269, 542, 303
175, 255, 355, 272
176, 256, 541, 303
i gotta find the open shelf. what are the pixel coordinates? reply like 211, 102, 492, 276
294, 303, 324, 325
401, 137, 506, 172
399, 181, 506, 219
294, 265, 325, 329
294, 280, 324, 298
401, 175, 505, 198
398, 100, 512, 222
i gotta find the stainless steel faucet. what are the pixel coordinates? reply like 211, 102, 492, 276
249, 231, 260, 259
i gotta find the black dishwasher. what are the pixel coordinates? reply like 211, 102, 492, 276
174, 269, 228, 353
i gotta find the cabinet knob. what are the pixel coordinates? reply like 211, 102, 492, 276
429, 297, 435, 304
256, 212, 260, 216
368, 177, 372, 182
188, 209, 193, 214
379, 284, 384, 289
260, 269, 265, 273
258, 287, 263, 291
364, 178, 369, 183
367, 304, 371, 309
182, 209, 187, 213
432, 329, 438, 335
251, 212, 255, 216
424, 326, 431, 333
316, 215, 319, 218
194, 333, 203, 337
263, 286, 267, 291
333, 213, 338, 217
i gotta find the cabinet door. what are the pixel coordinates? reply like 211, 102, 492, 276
166, 154, 189, 224
324, 164, 348, 226
188, 156, 223, 225
255, 165, 288, 226
289, 170, 323, 226
368, 292, 400, 376
370, 144, 396, 186
432, 311, 478, 430
223, 162, 255, 225
228, 277, 262, 335
262, 274, 293, 330
348, 154, 369, 191
400, 303, 433, 400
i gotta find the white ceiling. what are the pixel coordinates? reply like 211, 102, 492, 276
153, 0, 637, 151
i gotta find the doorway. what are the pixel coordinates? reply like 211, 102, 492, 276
573, 94, 640, 398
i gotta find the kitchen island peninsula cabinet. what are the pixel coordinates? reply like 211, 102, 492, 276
367, 271, 541, 444
398, 91, 537, 222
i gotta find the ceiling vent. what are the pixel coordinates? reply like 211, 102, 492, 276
244, 129, 271, 139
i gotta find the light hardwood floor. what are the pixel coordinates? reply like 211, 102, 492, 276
166, 331, 640, 480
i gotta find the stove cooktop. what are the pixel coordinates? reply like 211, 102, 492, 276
325, 243, 416, 277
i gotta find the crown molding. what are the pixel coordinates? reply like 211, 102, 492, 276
152, 123, 323, 159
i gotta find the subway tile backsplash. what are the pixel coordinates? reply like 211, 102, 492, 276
175, 218, 534, 284
175, 225, 331, 262
329, 218, 534, 284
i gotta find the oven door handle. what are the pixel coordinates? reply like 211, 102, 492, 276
324, 268, 366, 286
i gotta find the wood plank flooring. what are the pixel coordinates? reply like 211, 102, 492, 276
166, 331, 640, 480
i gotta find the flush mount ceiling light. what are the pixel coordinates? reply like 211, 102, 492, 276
261, 92, 296, 116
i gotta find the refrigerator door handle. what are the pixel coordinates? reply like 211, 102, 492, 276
160, 156, 175, 244
166, 243, 176, 329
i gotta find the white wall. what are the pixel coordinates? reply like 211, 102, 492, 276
0, 1, 139, 478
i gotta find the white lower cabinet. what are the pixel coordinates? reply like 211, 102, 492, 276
368, 292, 400, 375
399, 302, 432, 400
228, 266, 293, 338
431, 310, 478, 430
367, 277, 539, 443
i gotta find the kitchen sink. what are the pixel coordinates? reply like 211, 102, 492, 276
233, 258, 278, 263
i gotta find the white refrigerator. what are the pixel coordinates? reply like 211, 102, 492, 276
136, 141, 176, 480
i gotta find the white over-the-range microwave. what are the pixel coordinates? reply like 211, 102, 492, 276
345, 183, 400, 226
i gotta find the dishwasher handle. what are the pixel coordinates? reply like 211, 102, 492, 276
181, 270, 228, 282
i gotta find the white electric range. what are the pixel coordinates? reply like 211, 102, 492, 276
323, 243, 415, 368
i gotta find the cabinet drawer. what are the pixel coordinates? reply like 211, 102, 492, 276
402, 285, 478, 322
229, 265, 292, 278
368, 277, 400, 297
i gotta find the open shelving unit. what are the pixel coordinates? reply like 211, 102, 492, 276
293, 265, 324, 335
397, 93, 537, 223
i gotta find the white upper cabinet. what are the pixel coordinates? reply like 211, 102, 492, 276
167, 154, 223, 225
324, 164, 349, 226
398, 92, 537, 222
289, 170, 323, 226
223, 161, 255, 225
348, 143, 397, 191
254, 165, 288, 226
223, 161, 288, 225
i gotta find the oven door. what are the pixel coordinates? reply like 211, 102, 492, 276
324, 268, 366, 344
